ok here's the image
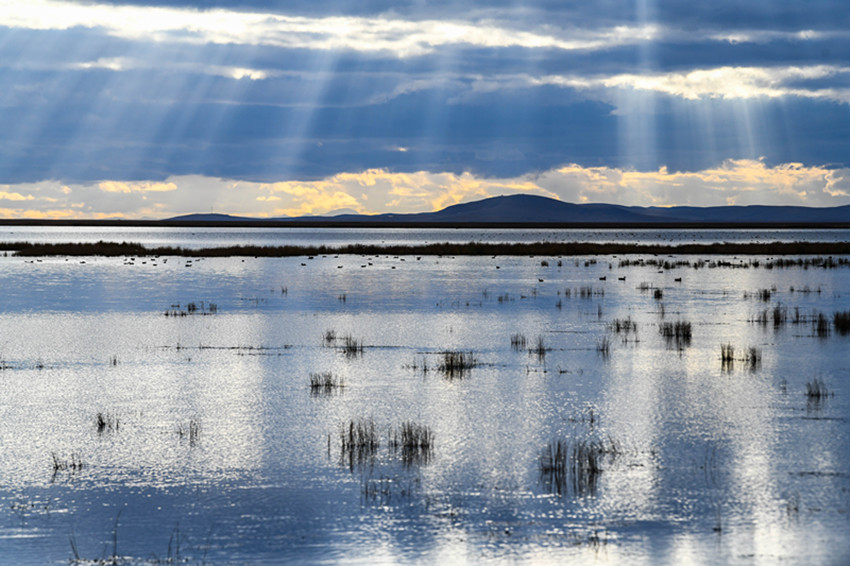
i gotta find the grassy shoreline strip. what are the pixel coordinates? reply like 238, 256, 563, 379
5, 240, 850, 257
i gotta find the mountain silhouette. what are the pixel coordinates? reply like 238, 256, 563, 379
168, 194, 850, 224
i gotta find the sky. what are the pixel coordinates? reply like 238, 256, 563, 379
2, 0, 850, 219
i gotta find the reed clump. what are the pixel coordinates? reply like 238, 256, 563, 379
531, 335, 547, 360
339, 418, 379, 470
660, 320, 692, 344
389, 421, 434, 466
95, 412, 120, 434
340, 335, 364, 358
833, 310, 850, 335
721, 344, 761, 371
596, 336, 611, 357
177, 419, 201, 446
510, 333, 528, 350
51, 452, 84, 473
813, 312, 831, 338
539, 437, 620, 497
805, 379, 832, 400
610, 317, 637, 334
720, 343, 735, 371
309, 372, 344, 395
437, 350, 477, 379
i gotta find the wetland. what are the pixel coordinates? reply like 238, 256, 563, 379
0, 227, 848, 565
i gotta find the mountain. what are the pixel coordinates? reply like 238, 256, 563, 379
167, 195, 850, 224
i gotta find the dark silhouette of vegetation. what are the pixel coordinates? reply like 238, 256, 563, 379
10, 240, 850, 258
833, 311, 850, 335
437, 351, 477, 379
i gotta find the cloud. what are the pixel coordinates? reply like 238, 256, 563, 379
3, 0, 850, 189
0, 161, 847, 219
4, 0, 667, 57
543, 65, 850, 104
98, 181, 178, 193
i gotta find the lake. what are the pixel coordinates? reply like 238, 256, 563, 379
0, 228, 848, 565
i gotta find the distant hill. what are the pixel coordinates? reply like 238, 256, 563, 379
167, 195, 850, 224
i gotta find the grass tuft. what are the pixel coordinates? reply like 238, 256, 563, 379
805, 378, 831, 400
389, 421, 434, 467
539, 437, 620, 497
510, 333, 527, 350
660, 320, 692, 348
95, 412, 120, 434
339, 418, 379, 470
309, 372, 344, 395
833, 310, 850, 335
437, 350, 477, 379
177, 419, 201, 446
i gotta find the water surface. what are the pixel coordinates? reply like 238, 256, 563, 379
0, 236, 848, 564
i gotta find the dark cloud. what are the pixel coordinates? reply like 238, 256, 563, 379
59, 0, 850, 30
3, 1, 850, 185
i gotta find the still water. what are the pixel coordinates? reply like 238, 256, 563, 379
0, 230, 848, 564
1, 225, 850, 249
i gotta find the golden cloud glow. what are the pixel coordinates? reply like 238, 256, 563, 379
98, 181, 178, 193
0, 191, 35, 201
0, 162, 848, 219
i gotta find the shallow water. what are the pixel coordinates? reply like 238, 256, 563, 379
0, 245, 848, 564
2, 225, 850, 249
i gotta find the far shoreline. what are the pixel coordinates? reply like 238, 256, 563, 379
5, 240, 850, 258
1, 219, 850, 229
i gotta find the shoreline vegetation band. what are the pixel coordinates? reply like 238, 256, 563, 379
5, 240, 850, 257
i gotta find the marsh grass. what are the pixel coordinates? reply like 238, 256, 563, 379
340, 335, 364, 358
177, 420, 201, 446
309, 372, 344, 395
753, 304, 788, 328
530, 335, 547, 360
720, 344, 735, 372
405, 356, 430, 375
539, 437, 620, 497
13, 240, 850, 258
833, 310, 850, 335
323, 329, 337, 346
510, 333, 528, 350
164, 301, 218, 317
743, 347, 762, 371
389, 421, 434, 467
721, 344, 761, 371
95, 412, 120, 434
339, 418, 379, 470
610, 317, 637, 334
805, 379, 832, 400
596, 336, 611, 357
437, 350, 477, 379
814, 312, 831, 338
51, 452, 84, 481
660, 320, 692, 348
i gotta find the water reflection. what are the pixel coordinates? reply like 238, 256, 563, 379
0, 248, 848, 564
